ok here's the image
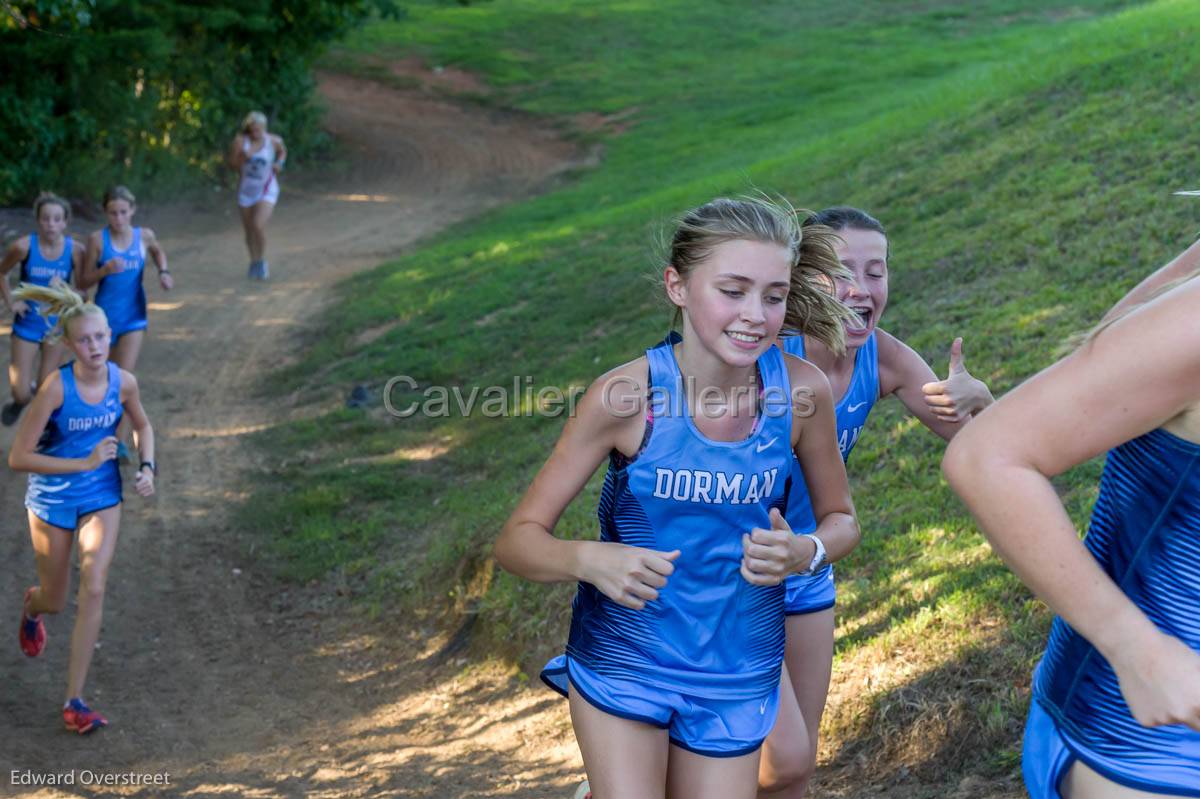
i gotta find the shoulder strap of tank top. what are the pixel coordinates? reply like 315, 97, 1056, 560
860, 331, 880, 401
644, 340, 685, 420
59, 363, 77, 400
780, 334, 806, 359
107, 361, 122, 402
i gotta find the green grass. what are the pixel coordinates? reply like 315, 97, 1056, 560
240, 0, 1200, 790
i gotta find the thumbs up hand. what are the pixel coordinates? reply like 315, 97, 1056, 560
742, 508, 807, 586
921, 337, 994, 423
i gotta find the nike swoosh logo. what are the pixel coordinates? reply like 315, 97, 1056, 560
847, 402, 867, 413
755, 437, 778, 453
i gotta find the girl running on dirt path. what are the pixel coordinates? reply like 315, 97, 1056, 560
0, 193, 83, 427
229, 111, 287, 280
496, 196, 860, 799
10, 280, 156, 735
758, 206, 995, 798
78, 185, 170, 460
943, 236, 1200, 798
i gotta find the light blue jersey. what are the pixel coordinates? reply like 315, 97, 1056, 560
95, 227, 147, 339
12, 234, 74, 343
779, 332, 879, 614
546, 340, 794, 701
26, 362, 123, 530
1024, 428, 1200, 796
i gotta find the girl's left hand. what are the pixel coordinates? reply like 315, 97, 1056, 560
921, 337, 992, 422
741, 508, 809, 585
159, 271, 174, 291
135, 467, 155, 497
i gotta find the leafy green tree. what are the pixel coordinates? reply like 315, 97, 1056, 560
0, 0, 396, 204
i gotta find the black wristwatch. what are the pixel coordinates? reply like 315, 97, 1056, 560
139, 460, 157, 475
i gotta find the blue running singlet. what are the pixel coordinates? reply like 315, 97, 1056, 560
26, 362, 123, 531
95, 227, 147, 339
1024, 428, 1200, 797
546, 340, 795, 702
12, 233, 74, 344
779, 332, 879, 614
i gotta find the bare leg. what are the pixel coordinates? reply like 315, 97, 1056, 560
758, 609, 835, 798
9, 335, 38, 405
668, 740, 763, 799
758, 665, 812, 795
239, 205, 260, 263
66, 505, 122, 701
25, 511, 75, 617
569, 689, 669, 799
1062, 760, 1167, 798
37, 338, 66, 386
109, 331, 144, 448
251, 200, 275, 264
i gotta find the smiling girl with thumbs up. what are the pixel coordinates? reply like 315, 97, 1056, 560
759, 206, 995, 799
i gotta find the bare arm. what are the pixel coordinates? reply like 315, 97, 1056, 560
121, 370, 156, 497
493, 363, 680, 610
77, 231, 115, 291
879, 330, 993, 440
943, 277, 1200, 730
271, 134, 287, 173
8, 373, 116, 474
142, 227, 172, 290
228, 134, 247, 171
0, 237, 31, 313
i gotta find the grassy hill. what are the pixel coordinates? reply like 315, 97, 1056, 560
242, 0, 1200, 792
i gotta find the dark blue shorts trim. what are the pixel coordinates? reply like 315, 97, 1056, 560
541, 664, 568, 698
669, 735, 763, 759
567, 669, 671, 730
785, 599, 835, 616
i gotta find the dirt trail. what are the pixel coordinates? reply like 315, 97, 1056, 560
1, 72, 584, 798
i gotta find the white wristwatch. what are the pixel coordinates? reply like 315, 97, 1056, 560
797, 534, 827, 576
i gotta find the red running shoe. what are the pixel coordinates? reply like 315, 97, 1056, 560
63, 698, 108, 734
18, 587, 45, 657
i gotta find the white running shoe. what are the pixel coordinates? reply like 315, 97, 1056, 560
572, 780, 591, 799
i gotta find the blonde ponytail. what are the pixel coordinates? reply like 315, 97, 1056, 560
13, 280, 107, 342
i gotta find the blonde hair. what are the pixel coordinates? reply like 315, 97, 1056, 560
1072, 268, 1200, 351
13, 280, 107, 342
33, 191, 70, 223
102, 185, 136, 209
242, 111, 268, 133
666, 196, 853, 354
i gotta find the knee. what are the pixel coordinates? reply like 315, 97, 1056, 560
759, 738, 816, 793
77, 567, 110, 604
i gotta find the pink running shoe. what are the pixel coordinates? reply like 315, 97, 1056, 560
63, 698, 108, 734
18, 587, 45, 657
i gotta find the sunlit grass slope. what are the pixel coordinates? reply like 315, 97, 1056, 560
244, 0, 1199, 791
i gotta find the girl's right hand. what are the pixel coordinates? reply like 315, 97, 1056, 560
11, 299, 28, 317
580, 541, 680, 610
1111, 630, 1200, 731
87, 436, 119, 469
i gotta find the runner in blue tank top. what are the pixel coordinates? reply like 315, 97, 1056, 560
945, 236, 1200, 797
0, 193, 83, 426
9, 280, 157, 735
79, 185, 171, 459
495, 197, 860, 799
760, 207, 995, 799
